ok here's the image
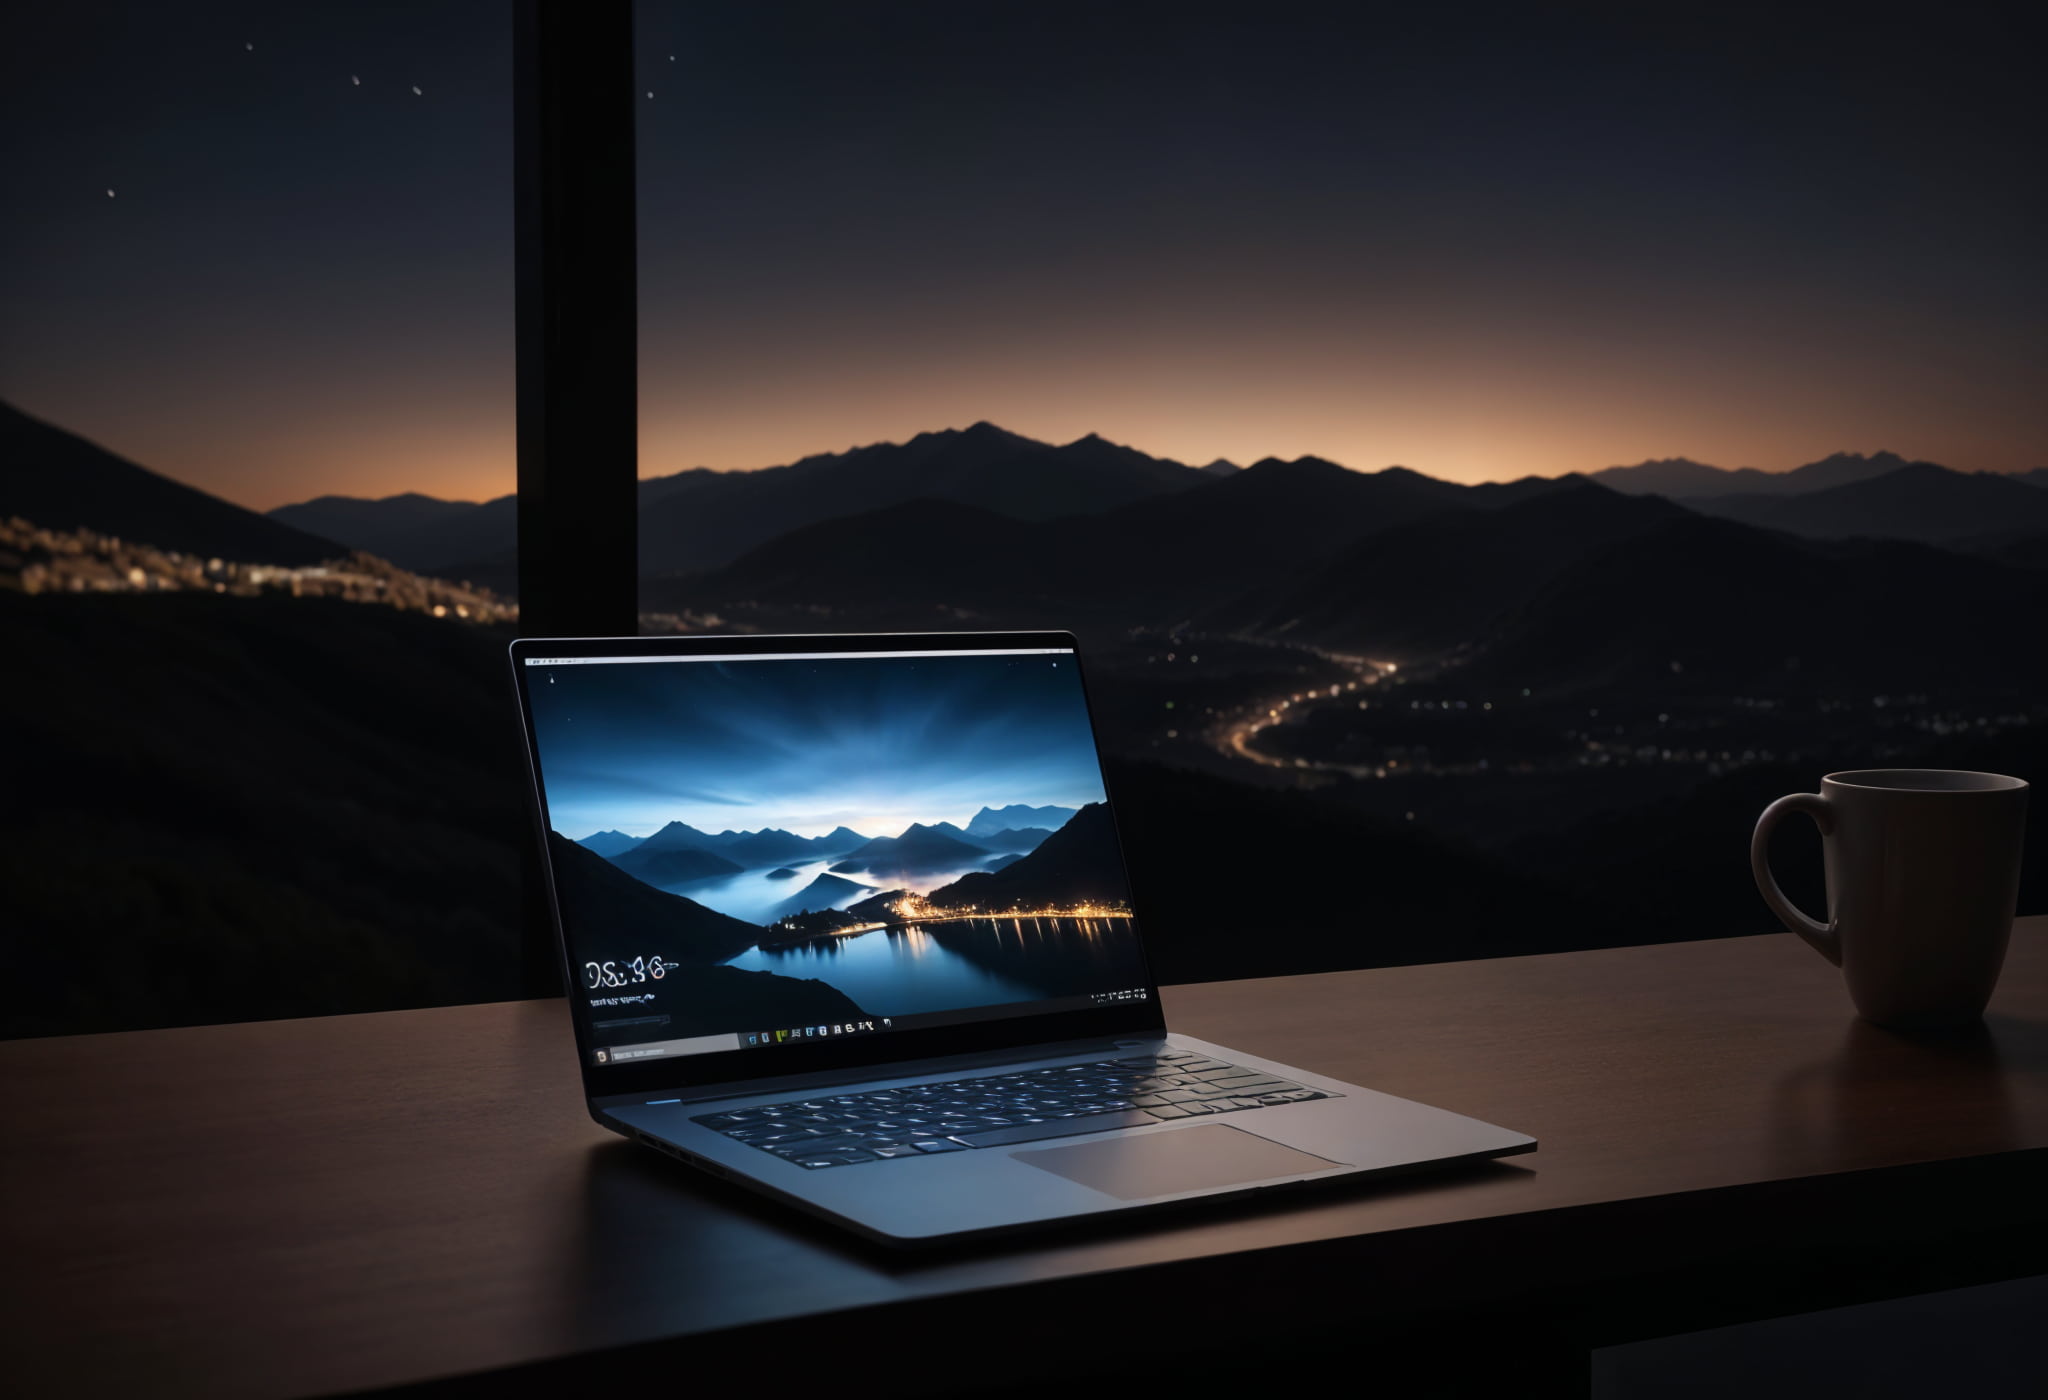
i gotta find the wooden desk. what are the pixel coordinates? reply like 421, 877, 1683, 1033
4, 920, 2046, 1398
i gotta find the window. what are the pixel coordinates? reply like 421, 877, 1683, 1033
0, 3, 525, 1035
3, 3, 2037, 1036
627, 2, 2043, 984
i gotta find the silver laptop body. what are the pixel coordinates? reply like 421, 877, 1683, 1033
511, 630, 1533, 1246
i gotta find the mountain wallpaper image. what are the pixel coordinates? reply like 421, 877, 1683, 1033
2, 399, 2044, 1038
526, 648, 1145, 1042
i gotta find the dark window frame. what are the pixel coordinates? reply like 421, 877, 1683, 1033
514, 0, 639, 638
513, 1, 642, 992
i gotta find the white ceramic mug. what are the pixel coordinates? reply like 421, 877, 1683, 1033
1752, 769, 2028, 1029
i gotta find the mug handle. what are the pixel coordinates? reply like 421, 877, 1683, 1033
1751, 793, 1840, 965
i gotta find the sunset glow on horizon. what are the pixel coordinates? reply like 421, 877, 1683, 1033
2, 3, 2038, 511
12, 374, 2044, 515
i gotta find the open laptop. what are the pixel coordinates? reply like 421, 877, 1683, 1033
510, 630, 1534, 1246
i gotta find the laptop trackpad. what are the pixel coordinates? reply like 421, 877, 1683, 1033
1012, 1124, 1345, 1200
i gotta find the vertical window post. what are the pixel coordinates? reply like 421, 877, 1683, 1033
514, 0, 639, 994
514, 0, 639, 638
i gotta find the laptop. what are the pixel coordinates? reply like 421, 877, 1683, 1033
510, 630, 1534, 1246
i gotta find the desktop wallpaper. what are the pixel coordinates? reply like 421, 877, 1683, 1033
527, 652, 1146, 1043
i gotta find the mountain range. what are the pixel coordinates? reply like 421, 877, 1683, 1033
639, 456, 1599, 627
965, 804, 1076, 837
269, 490, 516, 580
582, 821, 871, 872
9, 397, 2040, 582
1590, 451, 1924, 499
576, 812, 1070, 892
14, 393, 2040, 606
575, 830, 641, 858
7, 398, 2042, 706
925, 802, 1128, 912
637, 446, 2043, 672
830, 822, 994, 877
1684, 461, 2048, 544
263, 422, 1232, 581
259, 426, 2046, 595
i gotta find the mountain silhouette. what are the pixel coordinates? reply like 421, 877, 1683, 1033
718, 828, 824, 868
1690, 462, 2048, 544
277, 423, 1647, 607
767, 872, 873, 922
267, 493, 484, 560
607, 821, 871, 870
576, 830, 641, 858
609, 843, 744, 885
1462, 514, 2048, 696
979, 852, 1025, 872
1593, 451, 1914, 499
830, 822, 990, 876
926, 803, 1129, 911
630, 422, 1209, 573
650, 455, 1588, 624
965, 804, 1077, 837
632, 820, 722, 853
765, 866, 799, 880
267, 491, 518, 591
1060, 457, 1482, 607
1214, 480, 1691, 655
814, 825, 869, 854
1, 399, 342, 565
973, 826, 1055, 854
1590, 457, 1766, 497
546, 831, 761, 962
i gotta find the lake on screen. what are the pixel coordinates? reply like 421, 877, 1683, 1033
721, 915, 1145, 1019
661, 858, 966, 926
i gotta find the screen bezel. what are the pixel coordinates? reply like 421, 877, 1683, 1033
508, 628, 1167, 1100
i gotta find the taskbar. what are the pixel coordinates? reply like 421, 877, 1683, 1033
589, 985, 1150, 1067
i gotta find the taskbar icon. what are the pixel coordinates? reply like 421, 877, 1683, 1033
754, 1020, 884, 1046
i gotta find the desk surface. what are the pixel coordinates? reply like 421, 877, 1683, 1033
4, 920, 2046, 1398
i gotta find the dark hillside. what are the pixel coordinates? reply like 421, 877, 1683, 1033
1, 400, 342, 565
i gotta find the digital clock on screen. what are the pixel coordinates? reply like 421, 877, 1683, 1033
583, 956, 679, 990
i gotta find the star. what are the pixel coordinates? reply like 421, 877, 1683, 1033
244, 41, 253, 52
351, 75, 361, 86
106, 188, 115, 198
646, 90, 654, 99
411, 85, 422, 95
669, 54, 676, 61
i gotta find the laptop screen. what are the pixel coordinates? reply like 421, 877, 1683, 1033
520, 640, 1154, 1072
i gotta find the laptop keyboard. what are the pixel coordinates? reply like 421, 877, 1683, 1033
691, 1048, 1337, 1169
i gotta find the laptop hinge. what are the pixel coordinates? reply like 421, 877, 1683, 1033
589, 1030, 1169, 1112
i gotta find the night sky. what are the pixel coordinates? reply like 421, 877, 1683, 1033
526, 651, 1108, 842
1, 1, 2039, 509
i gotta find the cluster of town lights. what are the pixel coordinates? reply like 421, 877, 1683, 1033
765, 895, 1133, 940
